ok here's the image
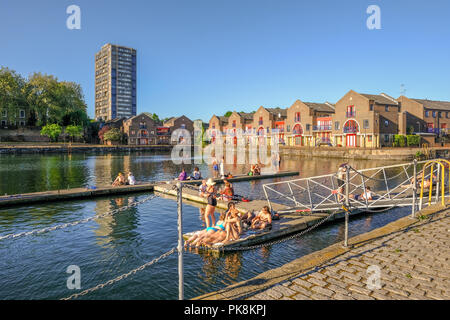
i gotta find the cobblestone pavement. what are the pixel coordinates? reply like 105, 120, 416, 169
248, 211, 450, 300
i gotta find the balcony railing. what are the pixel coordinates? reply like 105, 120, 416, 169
427, 128, 442, 134
346, 111, 356, 118
312, 125, 332, 131
318, 137, 331, 144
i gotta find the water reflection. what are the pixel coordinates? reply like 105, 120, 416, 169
93, 196, 139, 247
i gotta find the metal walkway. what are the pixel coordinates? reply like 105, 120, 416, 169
263, 159, 450, 214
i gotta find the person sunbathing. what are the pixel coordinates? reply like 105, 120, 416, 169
185, 213, 226, 247
250, 206, 272, 230
112, 172, 126, 186
350, 186, 374, 201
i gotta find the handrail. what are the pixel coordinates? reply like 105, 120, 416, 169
419, 159, 450, 208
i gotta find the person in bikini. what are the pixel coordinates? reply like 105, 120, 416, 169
112, 172, 126, 186
185, 212, 227, 247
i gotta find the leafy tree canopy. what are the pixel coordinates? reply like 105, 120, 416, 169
0, 67, 89, 127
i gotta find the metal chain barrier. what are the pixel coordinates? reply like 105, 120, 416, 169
220, 208, 342, 251
0, 194, 159, 241
61, 247, 177, 300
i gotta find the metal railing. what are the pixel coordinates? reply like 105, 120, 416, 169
313, 125, 332, 131
262, 159, 449, 215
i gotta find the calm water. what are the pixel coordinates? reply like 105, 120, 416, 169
0, 151, 411, 300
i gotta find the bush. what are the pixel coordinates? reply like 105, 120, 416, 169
406, 135, 420, 147
40, 123, 62, 142
103, 128, 122, 142
407, 126, 414, 135
65, 125, 83, 142
394, 135, 406, 147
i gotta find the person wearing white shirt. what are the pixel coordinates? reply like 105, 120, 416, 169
127, 172, 136, 185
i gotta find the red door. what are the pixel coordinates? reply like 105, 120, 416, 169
346, 134, 356, 147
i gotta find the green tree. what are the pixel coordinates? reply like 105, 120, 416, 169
65, 125, 83, 142
103, 128, 122, 142
151, 113, 160, 122
26, 73, 88, 126
40, 123, 62, 142
0, 67, 28, 124
224, 111, 233, 117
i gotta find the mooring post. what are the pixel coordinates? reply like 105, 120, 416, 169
177, 182, 184, 300
343, 165, 350, 247
411, 159, 417, 219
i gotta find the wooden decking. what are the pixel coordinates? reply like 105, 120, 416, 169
154, 182, 365, 252
0, 184, 156, 208
0, 170, 299, 208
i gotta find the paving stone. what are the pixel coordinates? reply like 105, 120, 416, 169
265, 288, 283, 299
309, 272, 327, 280
327, 284, 349, 295
340, 271, 362, 282
307, 277, 328, 287
292, 293, 312, 300
272, 285, 296, 297
350, 292, 375, 300
348, 285, 372, 296
292, 278, 313, 289
311, 286, 334, 297
289, 284, 312, 297
310, 292, 330, 300
333, 293, 354, 300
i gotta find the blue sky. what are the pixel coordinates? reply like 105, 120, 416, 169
1, 0, 449, 121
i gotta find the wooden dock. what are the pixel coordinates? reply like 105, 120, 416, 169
154, 181, 367, 252
0, 184, 156, 208
0, 170, 299, 209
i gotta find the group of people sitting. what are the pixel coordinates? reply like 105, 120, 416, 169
184, 204, 273, 248
112, 172, 136, 186
175, 167, 203, 181
198, 178, 235, 202
248, 164, 261, 176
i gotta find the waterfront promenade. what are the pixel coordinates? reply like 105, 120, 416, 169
197, 204, 450, 300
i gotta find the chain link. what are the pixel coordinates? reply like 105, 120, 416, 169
0, 194, 159, 241
61, 247, 177, 300
220, 208, 342, 251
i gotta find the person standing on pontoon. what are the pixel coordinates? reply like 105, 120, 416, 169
204, 178, 217, 228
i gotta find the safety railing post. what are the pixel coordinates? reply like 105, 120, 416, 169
411, 159, 417, 219
177, 182, 184, 300
435, 164, 441, 204
343, 165, 350, 247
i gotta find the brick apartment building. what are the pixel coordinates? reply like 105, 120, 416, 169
397, 96, 450, 136
332, 90, 400, 148
285, 100, 335, 147
123, 112, 160, 145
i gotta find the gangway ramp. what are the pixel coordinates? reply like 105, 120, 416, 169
263, 159, 450, 214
